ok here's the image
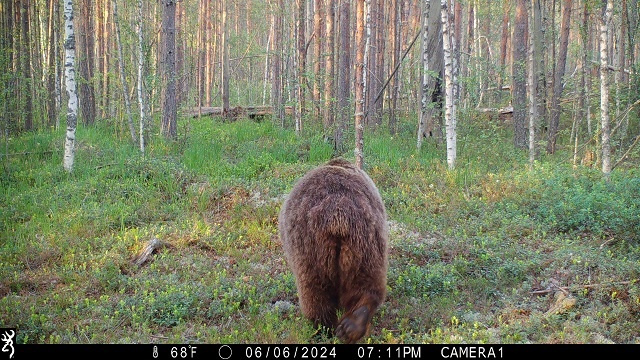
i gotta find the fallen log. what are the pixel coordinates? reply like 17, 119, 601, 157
133, 238, 170, 266
185, 105, 293, 119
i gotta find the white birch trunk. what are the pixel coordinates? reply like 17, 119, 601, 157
137, 0, 146, 154
418, 0, 430, 150
112, 0, 136, 145
63, 0, 78, 172
600, 0, 613, 176
441, 0, 456, 170
354, 0, 365, 169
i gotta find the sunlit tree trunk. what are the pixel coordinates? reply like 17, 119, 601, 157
137, 0, 147, 153
355, 0, 365, 169
312, 0, 324, 118
442, 0, 456, 170
221, 0, 230, 117
323, 0, 335, 130
600, 0, 613, 176
63, 0, 78, 172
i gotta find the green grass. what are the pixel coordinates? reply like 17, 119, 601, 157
1, 115, 639, 344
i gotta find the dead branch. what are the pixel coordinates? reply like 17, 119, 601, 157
133, 237, 170, 267
530, 280, 635, 295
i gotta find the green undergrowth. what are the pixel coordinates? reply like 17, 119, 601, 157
1, 116, 639, 344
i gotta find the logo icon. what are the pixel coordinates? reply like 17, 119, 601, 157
1, 329, 15, 359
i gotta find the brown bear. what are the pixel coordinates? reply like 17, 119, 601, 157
278, 158, 389, 343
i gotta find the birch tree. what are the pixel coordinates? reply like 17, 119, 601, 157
137, 0, 147, 153
418, 0, 430, 149
441, 0, 456, 170
355, 0, 365, 169
63, 0, 78, 172
600, 0, 613, 176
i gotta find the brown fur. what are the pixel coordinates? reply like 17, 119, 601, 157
278, 158, 389, 343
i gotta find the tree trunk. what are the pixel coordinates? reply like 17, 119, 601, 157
442, 0, 456, 170
323, 0, 335, 130
137, 0, 147, 153
112, 0, 136, 145
46, 0, 58, 128
270, 0, 284, 124
546, 0, 572, 154
312, 0, 324, 118
161, 0, 177, 140
600, 0, 613, 176
335, 0, 350, 152
418, 0, 430, 149
389, 0, 402, 135
63, 0, 78, 172
355, 0, 365, 169
21, 0, 33, 130
76, 0, 96, 126
529, 0, 543, 166
221, 0, 230, 117
296, 0, 307, 134
512, 0, 528, 149
498, 0, 510, 103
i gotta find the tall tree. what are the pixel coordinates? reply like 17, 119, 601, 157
498, 0, 510, 103
546, 0, 572, 154
418, 0, 431, 149
221, 0, 230, 117
354, 0, 365, 169
312, 0, 325, 118
600, 0, 613, 176
63, 0, 78, 172
389, 0, 402, 135
442, 0, 457, 170
324, 0, 335, 131
76, 0, 96, 126
270, 0, 284, 124
529, 0, 543, 166
160, 0, 177, 140
46, 0, 58, 128
137, 0, 147, 153
20, 0, 33, 130
295, 0, 307, 134
512, 0, 528, 149
418, 0, 443, 144
112, 0, 136, 144
335, 0, 351, 152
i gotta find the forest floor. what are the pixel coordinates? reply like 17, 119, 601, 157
1, 115, 639, 344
